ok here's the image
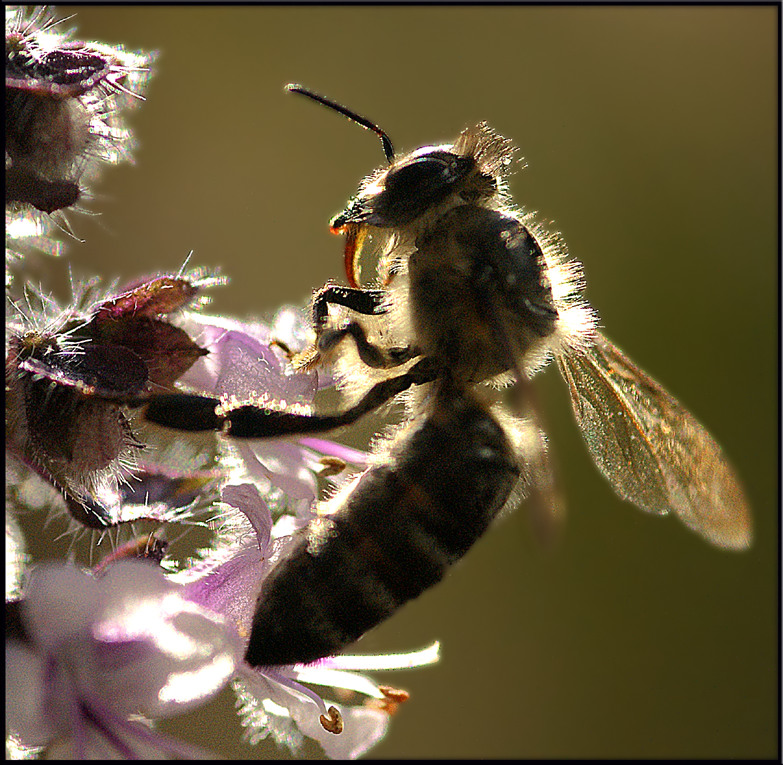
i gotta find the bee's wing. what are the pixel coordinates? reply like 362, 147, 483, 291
490, 391, 566, 547
556, 331, 752, 550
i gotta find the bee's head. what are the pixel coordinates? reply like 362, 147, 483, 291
286, 85, 509, 286
328, 129, 508, 285
330, 145, 479, 231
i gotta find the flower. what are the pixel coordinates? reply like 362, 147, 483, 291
6, 559, 245, 758
233, 643, 440, 759
6, 11, 439, 759
5, 5, 154, 273
5, 272, 221, 529
174, 483, 439, 759
173, 309, 368, 515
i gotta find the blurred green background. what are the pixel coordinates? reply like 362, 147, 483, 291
45, 5, 778, 759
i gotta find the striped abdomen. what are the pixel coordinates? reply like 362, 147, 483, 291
245, 387, 520, 667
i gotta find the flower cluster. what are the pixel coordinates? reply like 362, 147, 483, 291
6, 7, 437, 760
5, 5, 152, 270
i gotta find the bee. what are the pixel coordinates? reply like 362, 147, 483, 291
283, 85, 752, 550
138, 87, 752, 666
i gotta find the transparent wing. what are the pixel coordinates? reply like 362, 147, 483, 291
556, 331, 752, 550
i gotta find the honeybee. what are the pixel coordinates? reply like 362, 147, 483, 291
284, 85, 752, 552
138, 87, 752, 666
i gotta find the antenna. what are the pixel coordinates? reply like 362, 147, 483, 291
285, 83, 395, 164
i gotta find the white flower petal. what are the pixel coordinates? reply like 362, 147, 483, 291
18, 561, 244, 724
296, 703, 389, 760
5, 641, 55, 747
22, 563, 103, 650
319, 641, 441, 672
292, 666, 383, 700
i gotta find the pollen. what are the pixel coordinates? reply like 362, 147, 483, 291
319, 706, 344, 735
366, 685, 411, 717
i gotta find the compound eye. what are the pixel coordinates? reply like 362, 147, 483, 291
374, 152, 473, 225
385, 155, 454, 194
